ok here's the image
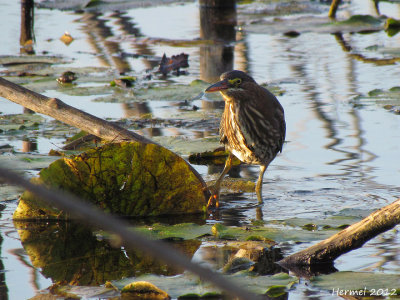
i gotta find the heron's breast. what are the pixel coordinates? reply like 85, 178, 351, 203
224, 103, 258, 163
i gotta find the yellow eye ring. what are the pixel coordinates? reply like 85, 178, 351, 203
229, 78, 242, 86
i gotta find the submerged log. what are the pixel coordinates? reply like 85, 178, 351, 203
279, 198, 400, 267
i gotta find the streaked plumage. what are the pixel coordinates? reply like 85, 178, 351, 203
205, 70, 286, 208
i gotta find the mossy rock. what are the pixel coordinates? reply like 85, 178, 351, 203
13, 142, 206, 219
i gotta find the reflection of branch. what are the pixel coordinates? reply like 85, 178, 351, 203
288, 49, 375, 180
80, 13, 131, 74
289, 64, 344, 166
110, 12, 159, 70
364, 235, 396, 272
333, 32, 400, 65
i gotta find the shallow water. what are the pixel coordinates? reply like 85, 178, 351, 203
1, 1, 400, 299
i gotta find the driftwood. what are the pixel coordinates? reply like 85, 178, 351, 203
0, 77, 208, 193
279, 198, 400, 268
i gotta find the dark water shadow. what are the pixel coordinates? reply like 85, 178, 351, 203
20, 0, 35, 54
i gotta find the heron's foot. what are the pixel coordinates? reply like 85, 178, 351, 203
206, 185, 220, 209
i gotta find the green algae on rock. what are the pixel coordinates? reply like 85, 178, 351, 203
13, 142, 206, 219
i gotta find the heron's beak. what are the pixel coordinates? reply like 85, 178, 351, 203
205, 79, 229, 93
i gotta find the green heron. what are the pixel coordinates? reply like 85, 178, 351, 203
205, 70, 286, 208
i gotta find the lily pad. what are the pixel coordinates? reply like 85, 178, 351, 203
245, 14, 384, 35
13, 142, 206, 219
48, 285, 119, 299
54, 84, 112, 97
0, 184, 24, 202
36, 272, 298, 299
276, 215, 363, 230
0, 152, 59, 171
153, 136, 220, 156
97, 219, 340, 244
3, 66, 114, 94
111, 272, 298, 298
132, 223, 213, 241
0, 55, 67, 66
352, 86, 400, 114
95, 79, 218, 103
0, 113, 44, 132
311, 271, 400, 295
210, 223, 334, 243
334, 15, 382, 26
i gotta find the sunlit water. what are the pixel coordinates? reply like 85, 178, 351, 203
1, 1, 400, 299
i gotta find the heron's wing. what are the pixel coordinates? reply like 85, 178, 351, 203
247, 85, 286, 154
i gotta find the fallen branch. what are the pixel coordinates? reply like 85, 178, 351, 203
0, 77, 208, 193
279, 198, 400, 267
0, 77, 151, 143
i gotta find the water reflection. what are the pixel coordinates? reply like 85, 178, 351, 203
110, 11, 159, 70
13, 221, 200, 285
80, 12, 131, 74
122, 101, 151, 119
199, 0, 236, 83
20, 0, 35, 54
286, 37, 378, 183
0, 204, 8, 299
21, 138, 38, 153
333, 32, 400, 65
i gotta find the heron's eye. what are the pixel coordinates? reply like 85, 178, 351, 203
229, 78, 242, 87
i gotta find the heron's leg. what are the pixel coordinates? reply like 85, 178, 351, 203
255, 165, 266, 203
207, 153, 234, 208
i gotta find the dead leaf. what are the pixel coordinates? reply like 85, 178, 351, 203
158, 53, 189, 76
